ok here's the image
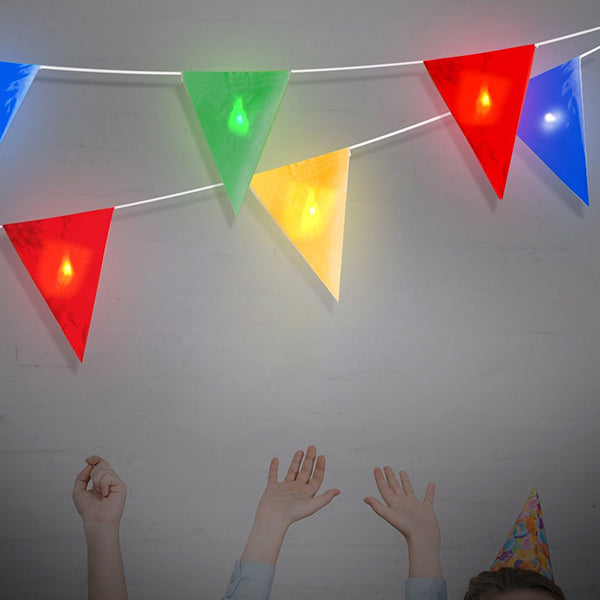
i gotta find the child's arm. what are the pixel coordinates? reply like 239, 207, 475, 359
72, 455, 128, 600
223, 445, 340, 599
364, 468, 446, 599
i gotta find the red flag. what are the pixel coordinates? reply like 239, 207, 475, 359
425, 45, 535, 198
3, 208, 114, 361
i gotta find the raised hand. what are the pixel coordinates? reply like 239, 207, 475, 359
241, 445, 340, 565
72, 455, 127, 526
364, 467, 442, 578
72, 455, 128, 600
254, 445, 341, 529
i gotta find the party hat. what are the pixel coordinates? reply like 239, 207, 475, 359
490, 488, 554, 580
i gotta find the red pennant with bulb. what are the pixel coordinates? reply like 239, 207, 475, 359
424, 45, 535, 199
3, 208, 114, 362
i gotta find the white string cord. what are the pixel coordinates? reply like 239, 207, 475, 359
349, 112, 451, 150
291, 60, 423, 74
535, 24, 600, 48
33, 24, 600, 77
0, 183, 224, 229
580, 44, 600, 59
38, 65, 182, 76
113, 183, 223, 211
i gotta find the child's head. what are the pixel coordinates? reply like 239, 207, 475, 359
464, 567, 565, 600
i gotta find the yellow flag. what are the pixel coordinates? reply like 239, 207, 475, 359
251, 148, 350, 300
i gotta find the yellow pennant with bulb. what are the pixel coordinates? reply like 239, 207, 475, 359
251, 148, 351, 301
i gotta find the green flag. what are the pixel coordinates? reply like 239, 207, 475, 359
183, 70, 290, 214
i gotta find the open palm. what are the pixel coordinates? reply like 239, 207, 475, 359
255, 445, 340, 529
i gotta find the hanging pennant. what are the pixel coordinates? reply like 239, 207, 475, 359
424, 45, 535, 199
3, 208, 114, 362
518, 58, 589, 205
0, 60, 39, 144
490, 488, 554, 580
250, 148, 350, 301
183, 70, 290, 215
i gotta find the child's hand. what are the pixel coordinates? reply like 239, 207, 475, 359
241, 445, 340, 565
254, 445, 340, 531
364, 467, 441, 547
72, 455, 127, 526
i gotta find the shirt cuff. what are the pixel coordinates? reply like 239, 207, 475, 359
222, 560, 276, 600
405, 577, 447, 600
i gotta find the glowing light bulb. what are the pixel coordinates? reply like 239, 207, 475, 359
299, 188, 323, 237
544, 112, 557, 123
57, 254, 74, 288
227, 96, 250, 136
475, 85, 493, 119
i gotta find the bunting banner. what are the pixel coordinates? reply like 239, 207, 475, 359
0, 25, 599, 360
490, 488, 554, 580
0, 60, 39, 144
518, 58, 589, 205
424, 45, 535, 199
250, 148, 351, 301
3, 208, 114, 361
183, 70, 290, 214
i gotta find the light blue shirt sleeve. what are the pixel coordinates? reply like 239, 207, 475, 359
405, 578, 447, 600
221, 560, 276, 600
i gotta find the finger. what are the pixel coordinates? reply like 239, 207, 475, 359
373, 467, 395, 505
310, 488, 340, 513
308, 455, 326, 493
423, 481, 436, 506
297, 445, 317, 484
284, 450, 304, 482
399, 470, 416, 498
97, 471, 126, 497
267, 457, 279, 484
86, 455, 110, 469
383, 466, 403, 495
91, 465, 116, 493
73, 464, 93, 494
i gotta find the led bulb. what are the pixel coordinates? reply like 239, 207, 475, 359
57, 254, 74, 288
227, 96, 250, 136
475, 85, 493, 119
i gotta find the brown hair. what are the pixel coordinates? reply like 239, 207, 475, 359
464, 568, 565, 600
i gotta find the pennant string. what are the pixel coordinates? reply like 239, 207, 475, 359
39, 65, 182, 76
290, 60, 424, 74
31, 26, 600, 78
348, 112, 451, 150
580, 44, 600, 59
535, 24, 600, 48
113, 183, 224, 211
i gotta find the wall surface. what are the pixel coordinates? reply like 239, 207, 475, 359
1, 1, 599, 599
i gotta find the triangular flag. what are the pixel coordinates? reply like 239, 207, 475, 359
518, 58, 589, 205
183, 70, 290, 215
3, 208, 114, 362
0, 61, 39, 144
250, 148, 350, 301
424, 45, 535, 198
490, 488, 554, 581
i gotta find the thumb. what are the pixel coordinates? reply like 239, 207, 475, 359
364, 496, 392, 520
311, 488, 340, 512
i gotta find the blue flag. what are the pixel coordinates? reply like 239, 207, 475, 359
518, 58, 589, 205
0, 61, 39, 144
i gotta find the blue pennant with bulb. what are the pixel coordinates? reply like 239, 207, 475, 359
518, 58, 589, 205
